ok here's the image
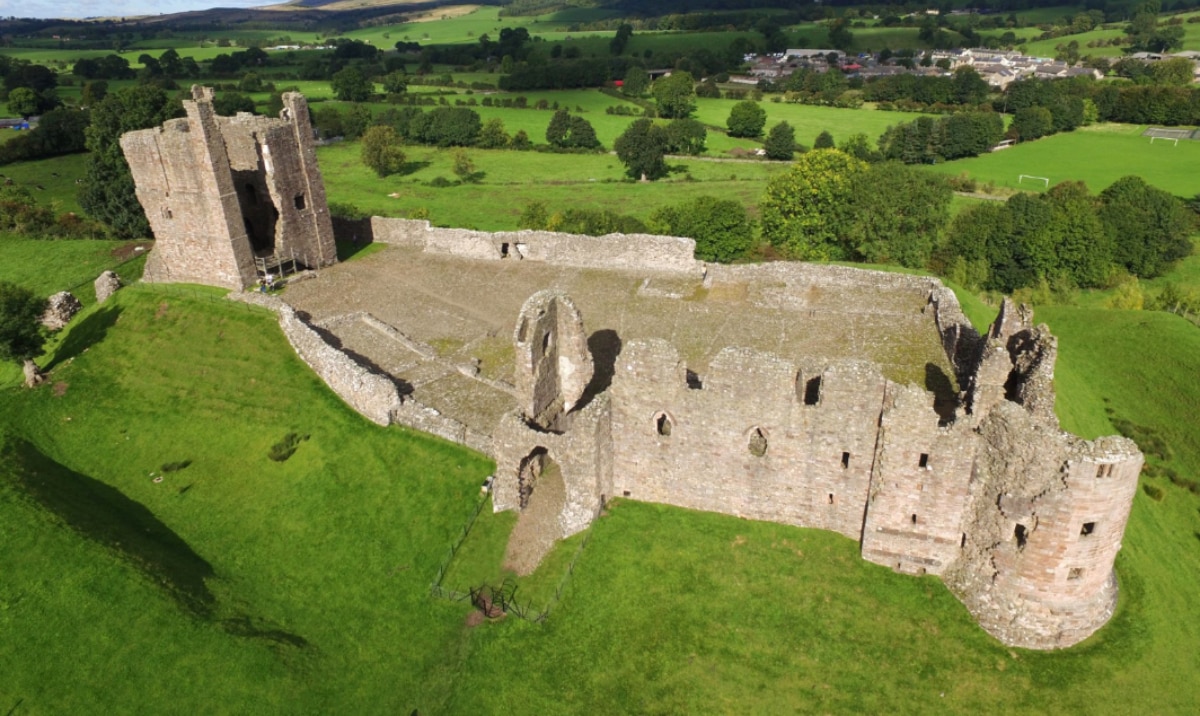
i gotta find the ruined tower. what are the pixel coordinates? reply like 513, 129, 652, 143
120, 86, 336, 290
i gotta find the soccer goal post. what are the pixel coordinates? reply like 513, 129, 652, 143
1150, 136, 1179, 146
1018, 174, 1049, 188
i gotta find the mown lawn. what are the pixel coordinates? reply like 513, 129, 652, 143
922, 126, 1200, 197
0, 253, 1198, 712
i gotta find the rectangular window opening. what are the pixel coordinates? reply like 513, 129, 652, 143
500, 242, 510, 258
1080, 521, 1096, 536
803, 376, 822, 405
685, 369, 703, 390
1014, 523, 1028, 550
918, 453, 929, 469
1068, 567, 1084, 580
294, 193, 306, 210
911, 513, 918, 524
841, 451, 850, 469
828, 493, 834, 505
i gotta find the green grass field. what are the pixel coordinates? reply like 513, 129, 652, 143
317, 141, 787, 229
923, 125, 1200, 197
0, 258, 1198, 712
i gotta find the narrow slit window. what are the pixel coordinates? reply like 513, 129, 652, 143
911, 514, 918, 524
1014, 523, 1028, 550
961, 533, 967, 548
828, 493, 834, 505
804, 376, 822, 405
1080, 521, 1096, 537
918, 453, 929, 469
841, 452, 850, 469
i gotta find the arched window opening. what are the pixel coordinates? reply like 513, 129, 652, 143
655, 413, 673, 437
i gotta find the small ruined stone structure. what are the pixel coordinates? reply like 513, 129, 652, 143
121, 92, 1142, 649
120, 86, 336, 290
94, 270, 122, 304
40, 291, 81, 330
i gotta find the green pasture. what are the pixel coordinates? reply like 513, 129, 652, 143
693, 98, 934, 149
0, 153, 89, 213
0, 254, 1197, 711
923, 126, 1200, 197
318, 141, 785, 229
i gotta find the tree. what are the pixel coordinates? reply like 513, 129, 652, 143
6, 88, 40, 118
844, 163, 951, 268
0, 281, 46, 387
828, 19, 854, 52
814, 130, 835, 149
360, 125, 407, 177
610, 23, 634, 55
759, 149, 868, 260
545, 111, 600, 150
1100, 175, 1195, 278
1126, 1, 1185, 52
510, 129, 532, 150
1011, 106, 1053, 141
382, 71, 408, 95
452, 149, 477, 183
649, 196, 755, 263
726, 100, 767, 138
477, 118, 510, 149
411, 106, 481, 147
238, 72, 263, 93
79, 85, 181, 238
764, 121, 796, 161
331, 66, 373, 102
622, 66, 649, 96
664, 118, 706, 155
652, 71, 696, 119
212, 92, 256, 116
614, 118, 668, 181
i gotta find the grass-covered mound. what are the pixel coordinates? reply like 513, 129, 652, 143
1, 279, 1198, 712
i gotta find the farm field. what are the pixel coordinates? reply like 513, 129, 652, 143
693, 99, 934, 148
922, 125, 1200, 197
0, 245, 1198, 712
316, 142, 786, 229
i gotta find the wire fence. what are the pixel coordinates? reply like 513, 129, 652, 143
429, 490, 603, 624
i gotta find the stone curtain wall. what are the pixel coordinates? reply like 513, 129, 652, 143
368, 218, 704, 276
230, 293, 491, 453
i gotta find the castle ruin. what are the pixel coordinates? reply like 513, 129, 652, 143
121, 92, 1143, 650
121, 86, 336, 290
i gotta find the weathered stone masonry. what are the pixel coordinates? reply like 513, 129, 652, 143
122, 91, 1142, 650
491, 290, 1141, 650
121, 86, 336, 290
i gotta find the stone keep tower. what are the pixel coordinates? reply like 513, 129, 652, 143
120, 86, 337, 290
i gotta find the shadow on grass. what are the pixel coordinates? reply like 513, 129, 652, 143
0, 432, 215, 617
44, 304, 122, 372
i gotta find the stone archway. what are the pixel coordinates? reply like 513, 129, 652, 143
504, 447, 568, 576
